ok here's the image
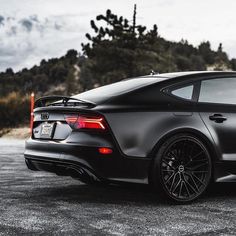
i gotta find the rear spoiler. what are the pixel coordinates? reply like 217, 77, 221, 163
34, 95, 96, 108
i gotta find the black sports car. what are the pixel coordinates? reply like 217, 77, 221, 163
24, 71, 236, 202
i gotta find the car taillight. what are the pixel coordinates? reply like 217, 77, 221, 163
98, 147, 113, 154
65, 115, 106, 130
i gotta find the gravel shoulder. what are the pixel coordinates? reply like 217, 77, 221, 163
0, 138, 236, 235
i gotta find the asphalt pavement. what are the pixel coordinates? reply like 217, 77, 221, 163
0, 138, 235, 236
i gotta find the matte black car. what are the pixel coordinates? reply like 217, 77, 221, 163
24, 71, 236, 202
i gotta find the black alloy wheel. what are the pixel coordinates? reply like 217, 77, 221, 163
153, 134, 212, 203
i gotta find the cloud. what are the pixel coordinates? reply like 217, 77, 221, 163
0, 14, 85, 72
20, 18, 33, 32
1, 0, 236, 72
0, 15, 4, 26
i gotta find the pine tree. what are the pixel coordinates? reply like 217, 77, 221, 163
81, 6, 160, 87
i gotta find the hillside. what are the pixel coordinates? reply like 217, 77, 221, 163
0, 9, 236, 129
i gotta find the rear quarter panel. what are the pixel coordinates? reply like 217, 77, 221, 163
104, 110, 215, 158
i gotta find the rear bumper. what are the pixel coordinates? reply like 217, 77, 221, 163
24, 138, 151, 184
25, 156, 103, 184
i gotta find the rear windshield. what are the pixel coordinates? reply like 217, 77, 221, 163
73, 77, 165, 103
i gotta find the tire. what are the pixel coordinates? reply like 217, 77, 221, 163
152, 133, 212, 203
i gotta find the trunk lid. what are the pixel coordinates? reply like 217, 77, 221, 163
33, 96, 97, 140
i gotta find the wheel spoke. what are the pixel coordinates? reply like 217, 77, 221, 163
191, 172, 206, 186
183, 180, 190, 197
181, 140, 186, 157
178, 181, 183, 197
162, 160, 176, 171
164, 171, 175, 184
185, 158, 207, 167
192, 150, 204, 160
183, 174, 198, 194
185, 172, 199, 191
169, 173, 178, 192
190, 162, 208, 170
172, 174, 181, 193
187, 143, 195, 159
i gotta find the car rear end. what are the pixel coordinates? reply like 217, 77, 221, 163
25, 95, 120, 183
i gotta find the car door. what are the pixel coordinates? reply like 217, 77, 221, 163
197, 76, 236, 161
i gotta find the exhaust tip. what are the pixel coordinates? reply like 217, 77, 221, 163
67, 166, 99, 183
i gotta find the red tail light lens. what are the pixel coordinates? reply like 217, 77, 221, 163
98, 147, 113, 154
65, 115, 106, 130
65, 116, 78, 124
77, 116, 105, 129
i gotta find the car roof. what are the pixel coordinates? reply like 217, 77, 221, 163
142, 71, 236, 80
74, 71, 236, 105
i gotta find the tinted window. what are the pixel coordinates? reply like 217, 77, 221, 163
171, 85, 194, 100
73, 77, 166, 103
199, 77, 236, 104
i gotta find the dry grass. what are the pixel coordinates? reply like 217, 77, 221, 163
1, 127, 30, 139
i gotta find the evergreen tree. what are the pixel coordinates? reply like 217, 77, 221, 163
81, 6, 160, 87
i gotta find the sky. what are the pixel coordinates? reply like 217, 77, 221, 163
1, 0, 236, 72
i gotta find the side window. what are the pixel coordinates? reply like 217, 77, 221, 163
199, 77, 236, 104
171, 85, 194, 100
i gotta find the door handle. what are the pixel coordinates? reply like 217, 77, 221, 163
209, 114, 227, 123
